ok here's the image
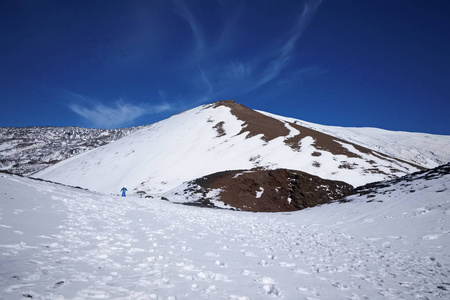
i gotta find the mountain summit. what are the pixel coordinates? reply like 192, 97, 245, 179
34, 101, 448, 198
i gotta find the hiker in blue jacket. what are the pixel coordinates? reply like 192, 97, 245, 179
121, 186, 128, 197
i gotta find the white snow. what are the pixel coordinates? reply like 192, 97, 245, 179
1, 167, 449, 299
33, 104, 447, 196
255, 187, 264, 199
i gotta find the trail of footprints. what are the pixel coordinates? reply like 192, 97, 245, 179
2, 190, 449, 299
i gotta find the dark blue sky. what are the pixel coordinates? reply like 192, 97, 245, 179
1, 0, 449, 134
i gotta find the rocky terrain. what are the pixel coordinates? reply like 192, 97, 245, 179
346, 162, 450, 203
164, 169, 353, 212
0, 126, 142, 175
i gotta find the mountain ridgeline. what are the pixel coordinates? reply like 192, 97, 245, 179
3, 101, 449, 212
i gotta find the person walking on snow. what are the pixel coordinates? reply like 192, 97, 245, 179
121, 186, 128, 197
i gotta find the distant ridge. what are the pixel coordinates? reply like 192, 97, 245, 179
0, 126, 141, 175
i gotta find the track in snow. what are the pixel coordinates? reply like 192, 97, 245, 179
1, 174, 449, 299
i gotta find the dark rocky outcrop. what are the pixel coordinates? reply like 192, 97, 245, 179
344, 163, 450, 202
183, 168, 353, 212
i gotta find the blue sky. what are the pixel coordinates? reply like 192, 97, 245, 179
1, 0, 449, 134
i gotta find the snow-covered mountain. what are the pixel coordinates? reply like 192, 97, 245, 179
0, 126, 142, 175
34, 101, 450, 197
1, 163, 449, 299
2, 100, 450, 298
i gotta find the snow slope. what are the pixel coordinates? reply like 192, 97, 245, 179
34, 101, 445, 195
260, 111, 450, 169
1, 165, 449, 299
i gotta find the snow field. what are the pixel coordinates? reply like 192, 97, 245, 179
1, 172, 449, 299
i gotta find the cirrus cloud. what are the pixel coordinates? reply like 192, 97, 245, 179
68, 93, 172, 128
174, 0, 323, 104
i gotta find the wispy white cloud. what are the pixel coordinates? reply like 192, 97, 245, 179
277, 66, 328, 88
174, 0, 244, 57
174, 0, 205, 51
214, 1, 245, 53
256, 0, 322, 88
225, 62, 253, 80
67, 92, 172, 128
198, 69, 214, 100
174, 0, 323, 103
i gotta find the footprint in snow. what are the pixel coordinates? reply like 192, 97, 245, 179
229, 295, 250, 300
203, 285, 218, 294
215, 260, 227, 267
297, 286, 320, 297
241, 269, 258, 277
422, 234, 443, 240
279, 261, 296, 268
260, 277, 281, 297
241, 250, 257, 257
77, 289, 110, 299
259, 260, 271, 267
197, 270, 229, 281
293, 268, 310, 275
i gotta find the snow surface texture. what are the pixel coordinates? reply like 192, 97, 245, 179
1, 166, 449, 299
34, 103, 448, 196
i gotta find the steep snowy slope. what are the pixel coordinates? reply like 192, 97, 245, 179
1, 164, 449, 299
34, 101, 443, 195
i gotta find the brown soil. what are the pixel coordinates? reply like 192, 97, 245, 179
213, 121, 226, 137
210, 100, 289, 142
186, 168, 353, 212
209, 100, 423, 170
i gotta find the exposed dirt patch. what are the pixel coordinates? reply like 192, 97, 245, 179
211, 100, 289, 142
186, 168, 353, 212
210, 100, 424, 171
210, 101, 369, 157
338, 161, 358, 169
213, 121, 226, 137
285, 122, 365, 158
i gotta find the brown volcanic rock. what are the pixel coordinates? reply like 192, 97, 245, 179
208, 100, 423, 170
210, 100, 289, 142
186, 168, 353, 212
210, 100, 362, 154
